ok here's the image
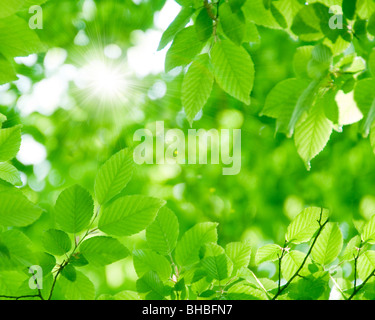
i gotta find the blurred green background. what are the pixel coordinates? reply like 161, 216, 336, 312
2, 0, 375, 296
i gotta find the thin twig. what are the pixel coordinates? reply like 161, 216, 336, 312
272, 208, 329, 300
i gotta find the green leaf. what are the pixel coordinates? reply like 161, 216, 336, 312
243, 22, 260, 43
0, 271, 28, 296
54, 185, 94, 234
287, 271, 330, 300
0, 230, 34, 270
362, 214, 375, 244
228, 0, 246, 13
62, 264, 77, 282
0, 189, 42, 227
225, 241, 252, 273
113, 290, 141, 300
291, 4, 323, 41
307, 44, 332, 79
255, 244, 282, 265
242, 0, 280, 29
270, 3, 287, 29
79, 236, 129, 266
293, 46, 314, 79
211, 40, 254, 104
136, 271, 171, 300
342, 0, 357, 20
0, 113, 6, 127
227, 281, 268, 300
176, 0, 193, 6
146, 206, 179, 255
0, 0, 26, 18
342, 235, 361, 261
0, 163, 21, 186
288, 78, 322, 136
0, 16, 46, 60
354, 79, 375, 137
220, 2, 246, 45
311, 222, 343, 266
158, 7, 195, 51
58, 270, 95, 300
201, 243, 233, 280
182, 54, 214, 126
195, 8, 213, 42
356, 0, 375, 19
0, 125, 22, 162
294, 102, 333, 168
43, 229, 71, 256
133, 249, 172, 281
165, 26, 204, 72
286, 207, 329, 244
94, 148, 134, 205
175, 222, 218, 267
0, 58, 17, 85
358, 251, 375, 281
282, 250, 312, 282
262, 78, 310, 134
70, 253, 89, 267
98, 195, 165, 237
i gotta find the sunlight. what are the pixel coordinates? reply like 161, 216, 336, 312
77, 58, 129, 105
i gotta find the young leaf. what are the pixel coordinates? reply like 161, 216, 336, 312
0, 0, 27, 19
361, 214, 375, 244
0, 58, 17, 85
165, 26, 204, 72
98, 195, 165, 236
79, 236, 129, 266
200, 243, 233, 280
182, 54, 214, 126
0, 15, 46, 60
43, 229, 71, 256
0, 230, 35, 270
0, 125, 22, 162
58, 270, 95, 300
270, 3, 287, 29
294, 102, 333, 168
133, 249, 172, 281
227, 281, 268, 300
211, 40, 254, 105
136, 271, 170, 300
146, 206, 179, 256
286, 207, 329, 244
293, 46, 314, 79
0, 189, 42, 227
342, 235, 361, 261
62, 264, 77, 282
94, 148, 134, 205
225, 241, 252, 273
354, 79, 375, 137
54, 185, 94, 234
158, 7, 195, 51
175, 222, 218, 267
255, 244, 282, 265
220, 2, 246, 45
358, 251, 375, 281
195, 8, 213, 42
241, 0, 280, 29
0, 163, 21, 186
282, 250, 312, 281
311, 222, 343, 266
262, 78, 310, 134
228, 0, 246, 13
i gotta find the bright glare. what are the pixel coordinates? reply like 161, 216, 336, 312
77, 59, 129, 105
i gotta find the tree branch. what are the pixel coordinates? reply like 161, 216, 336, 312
272, 208, 329, 300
